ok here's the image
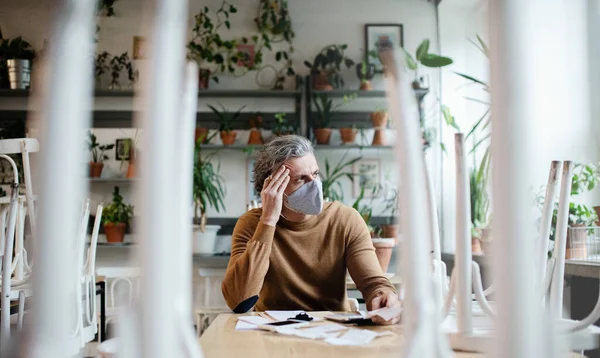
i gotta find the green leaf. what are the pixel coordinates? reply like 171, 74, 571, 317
225, 20, 230, 29
416, 39, 430, 61
441, 106, 460, 131
229, 5, 237, 13
454, 71, 488, 87
476, 35, 489, 58
403, 49, 418, 70
276, 51, 282, 61
465, 107, 490, 140
420, 54, 453, 67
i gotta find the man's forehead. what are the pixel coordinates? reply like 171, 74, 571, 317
283, 162, 319, 175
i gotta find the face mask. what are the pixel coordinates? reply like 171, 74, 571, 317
284, 179, 324, 215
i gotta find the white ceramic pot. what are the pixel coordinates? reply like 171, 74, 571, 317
193, 225, 221, 254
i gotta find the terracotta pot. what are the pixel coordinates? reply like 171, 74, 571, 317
313, 128, 332, 145
195, 128, 209, 144
373, 240, 394, 272
220, 131, 237, 146
339, 128, 357, 144
359, 81, 372, 91
372, 129, 386, 146
90, 162, 104, 178
248, 129, 263, 145
594, 206, 600, 221
104, 222, 126, 243
566, 224, 588, 260
472, 236, 483, 255
381, 224, 398, 242
198, 69, 210, 90
126, 147, 136, 179
370, 111, 388, 128
312, 71, 333, 91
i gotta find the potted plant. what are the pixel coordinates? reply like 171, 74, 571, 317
102, 186, 134, 243
313, 93, 356, 145
193, 144, 226, 254
0, 30, 35, 89
339, 126, 358, 145
248, 112, 264, 145
272, 112, 295, 137
94, 51, 110, 88
370, 108, 389, 146
320, 153, 361, 202
88, 132, 115, 178
109, 52, 130, 90
470, 154, 491, 255
356, 60, 375, 91
207, 103, 246, 146
304, 44, 355, 90
381, 185, 399, 243
403, 39, 453, 89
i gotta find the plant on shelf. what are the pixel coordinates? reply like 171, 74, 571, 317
94, 51, 110, 88
272, 112, 295, 136
102, 186, 134, 244
208, 103, 246, 146
355, 59, 375, 91
380, 181, 399, 241
97, 0, 118, 17
88, 132, 115, 178
248, 112, 264, 145
304, 44, 355, 90
193, 145, 226, 231
352, 186, 374, 234
370, 107, 389, 146
312, 92, 356, 145
0, 29, 36, 89
404, 39, 453, 89
108, 52, 131, 90
254, 0, 296, 89
320, 153, 361, 202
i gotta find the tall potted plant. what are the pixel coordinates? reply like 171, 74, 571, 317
207, 103, 246, 146
88, 132, 115, 178
102, 186, 134, 243
193, 143, 226, 254
0, 30, 35, 89
320, 153, 361, 202
304, 44, 355, 90
403, 39, 453, 89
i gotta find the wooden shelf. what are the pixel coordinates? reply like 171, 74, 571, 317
89, 178, 137, 183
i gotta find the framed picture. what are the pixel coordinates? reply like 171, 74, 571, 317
236, 44, 256, 68
246, 158, 260, 203
115, 138, 132, 161
364, 24, 404, 72
353, 159, 381, 198
132, 36, 147, 60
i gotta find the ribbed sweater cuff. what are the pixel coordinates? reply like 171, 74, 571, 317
252, 222, 276, 244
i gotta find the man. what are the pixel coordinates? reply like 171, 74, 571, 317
221, 135, 400, 324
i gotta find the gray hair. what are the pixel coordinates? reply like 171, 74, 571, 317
253, 135, 313, 194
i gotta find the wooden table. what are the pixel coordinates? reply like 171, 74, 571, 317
200, 312, 582, 358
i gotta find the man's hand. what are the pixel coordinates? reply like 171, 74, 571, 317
370, 292, 401, 325
259, 166, 290, 227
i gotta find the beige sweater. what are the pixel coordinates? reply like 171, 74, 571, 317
221, 201, 396, 313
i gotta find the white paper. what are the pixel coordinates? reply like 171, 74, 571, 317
235, 316, 270, 331
324, 328, 379, 346
366, 306, 402, 321
274, 323, 347, 339
264, 310, 321, 322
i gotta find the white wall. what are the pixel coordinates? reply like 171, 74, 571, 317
438, 0, 599, 253
0, 0, 441, 219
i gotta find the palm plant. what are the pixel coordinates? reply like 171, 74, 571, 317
207, 103, 246, 133
193, 141, 226, 231
320, 153, 361, 202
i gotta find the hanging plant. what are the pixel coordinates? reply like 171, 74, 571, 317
97, 0, 118, 17
254, 0, 296, 89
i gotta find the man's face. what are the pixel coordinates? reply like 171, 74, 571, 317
282, 154, 320, 195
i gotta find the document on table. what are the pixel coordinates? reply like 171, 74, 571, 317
265, 310, 322, 322
235, 316, 270, 331
366, 306, 402, 321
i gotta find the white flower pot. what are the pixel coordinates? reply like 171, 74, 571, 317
193, 225, 221, 254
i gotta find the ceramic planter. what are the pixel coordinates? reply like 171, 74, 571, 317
312, 71, 333, 91
371, 129, 386, 146
370, 112, 388, 128
220, 131, 237, 146
339, 128, 357, 144
381, 224, 398, 243
126, 147, 136, 178
104, 222, 126, 243
90, 162, 104, 178
193, 225, 221, 254
372, 238, 395, 272
7, 59, 31, 89
313, 128, 332, 145
248, 128, 263, 145
195, 128, 209, 144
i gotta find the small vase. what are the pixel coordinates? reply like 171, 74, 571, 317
126, 147, 136, 178
90, 162, 104, 178
339, 128, 357, 144
370, 112, 388, 128
312, 71, 333, 91
220, 131, 237, 146
248, 129, 263, 145
359, 81, 372, 91
104, 222, 127, 243
313, 128, 332, 145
